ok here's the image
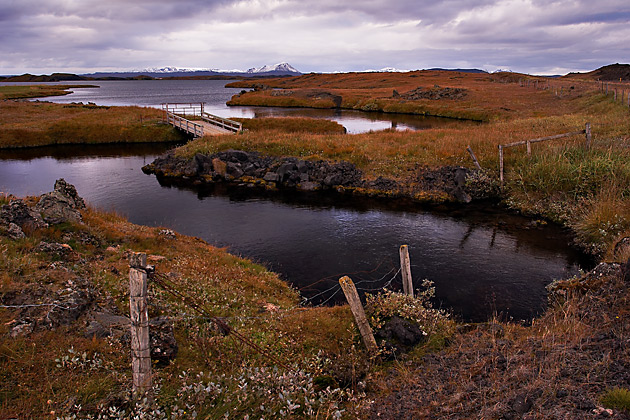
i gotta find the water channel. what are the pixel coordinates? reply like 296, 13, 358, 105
0, 143, 589, 322
0, 80, 591, 321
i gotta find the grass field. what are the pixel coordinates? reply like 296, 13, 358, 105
0, 86, 185, 147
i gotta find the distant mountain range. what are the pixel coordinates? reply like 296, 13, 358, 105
82, 62, 301, 79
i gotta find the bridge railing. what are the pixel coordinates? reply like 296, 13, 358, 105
165, 112, 204, 138
161, 102, 242, 134
201, 112, 242, 133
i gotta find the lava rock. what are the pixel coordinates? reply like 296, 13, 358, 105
1, 199, 48, 231
35, 178, 86, 224
375, 316, 426, 351
149, 316, 178, 366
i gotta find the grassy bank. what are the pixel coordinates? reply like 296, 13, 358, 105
1, 185, 628, 418
0, 99, 185, 148
178, 84, 630, 254
226, 70, 601, 122
233, 116, 347, 134
0, 84, 99, 100
0, 190, 370, 418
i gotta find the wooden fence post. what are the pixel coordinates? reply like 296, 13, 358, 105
585, 122, 592, 150
466, 146, 482, 170
129, 252, 152, 398
498, 145, 504, 185
399, 245, 414, 298
339, 276, 378, 355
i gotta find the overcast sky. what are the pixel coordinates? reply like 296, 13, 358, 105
1, 0, 629, 75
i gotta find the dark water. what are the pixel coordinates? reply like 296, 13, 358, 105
0, 80, 477, 134
0, 144, 590, 322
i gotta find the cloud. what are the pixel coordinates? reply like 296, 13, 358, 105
0, 0, 628, 75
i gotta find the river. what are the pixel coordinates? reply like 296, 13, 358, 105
0, 143, 589, 322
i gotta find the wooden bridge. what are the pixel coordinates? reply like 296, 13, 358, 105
161, 103, 242, 137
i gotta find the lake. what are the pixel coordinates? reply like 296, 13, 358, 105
0, 143, 590, 322
0, 79, 477, 134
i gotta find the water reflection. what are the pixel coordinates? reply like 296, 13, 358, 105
0, 144, 591, 322
1, 79, 478, 134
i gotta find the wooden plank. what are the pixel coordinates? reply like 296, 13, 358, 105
502, 130, 585, 148
129, 252, 151, 398
339, 276, 378, 355
466, 146, 482, 170
499, 145, 504, 185
399, 245, 414, 297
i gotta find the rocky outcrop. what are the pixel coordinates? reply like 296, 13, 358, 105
143, 149, 487, 203
398, 85, 468, 101
1, 199, 48, 232
35, 178, 86, 224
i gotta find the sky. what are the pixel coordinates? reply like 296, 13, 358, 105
1, 0, 629, 76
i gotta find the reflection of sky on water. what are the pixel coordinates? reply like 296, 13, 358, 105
0, 146, 588, 321
1, 79, 475, 134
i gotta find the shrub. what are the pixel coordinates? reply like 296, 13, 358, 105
364, 280, 453, 337
600, 387, 630, 412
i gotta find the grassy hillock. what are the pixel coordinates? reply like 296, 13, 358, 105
0, 85, 185, 148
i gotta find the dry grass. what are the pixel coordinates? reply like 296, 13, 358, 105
233, 116, 346, 134
0, 201, 363, 418
0, 84, 96, 100
0, 101, 184, 148
368, 269, 630, 419
227, 70, 598, 121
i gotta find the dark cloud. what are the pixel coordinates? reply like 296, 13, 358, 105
0, 0, 628, 75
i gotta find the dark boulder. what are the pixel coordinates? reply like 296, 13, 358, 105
149, 316, 178, 366
35, 178, 86, 224
375, 316, 427, 353
1, 199, 48, 231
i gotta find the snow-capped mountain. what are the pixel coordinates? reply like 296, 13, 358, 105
83, 63, 301, 79
246, 63, 300, 74
358, 67, 411, 73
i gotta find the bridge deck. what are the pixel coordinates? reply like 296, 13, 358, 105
161, 103, 242, 138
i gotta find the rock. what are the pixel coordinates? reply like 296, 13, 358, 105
276, 163, 297, 181
226, 162, 244, 179
298, 181, 320, 191
223, 149, 250, 162
148, 254, 167, 263
375, 316, 426, 350
149, 316, 178, 366
263, 172, 280, 182
212, 158, 227, 177
613, 236, 630, 258
7, 222, 25, 239
1, 199, 48, 231
35, 179, 86, 224
37, 241, 73, 256
158, 229, 176, 239
622, 258, 630, 283
510, 393, 533, 415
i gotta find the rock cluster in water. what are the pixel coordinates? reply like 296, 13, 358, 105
143, 149, 490, 203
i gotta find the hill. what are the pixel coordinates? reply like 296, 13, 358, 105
565, 63, 630, 81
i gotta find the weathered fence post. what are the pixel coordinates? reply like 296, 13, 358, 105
339, 276, 378, 355
129, 252, 152, 398
498, 145, 504, 185
399, 245, 414, 298
585, 122, 592, 150
466, 145, 482, 170
526, 140, 532, 156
